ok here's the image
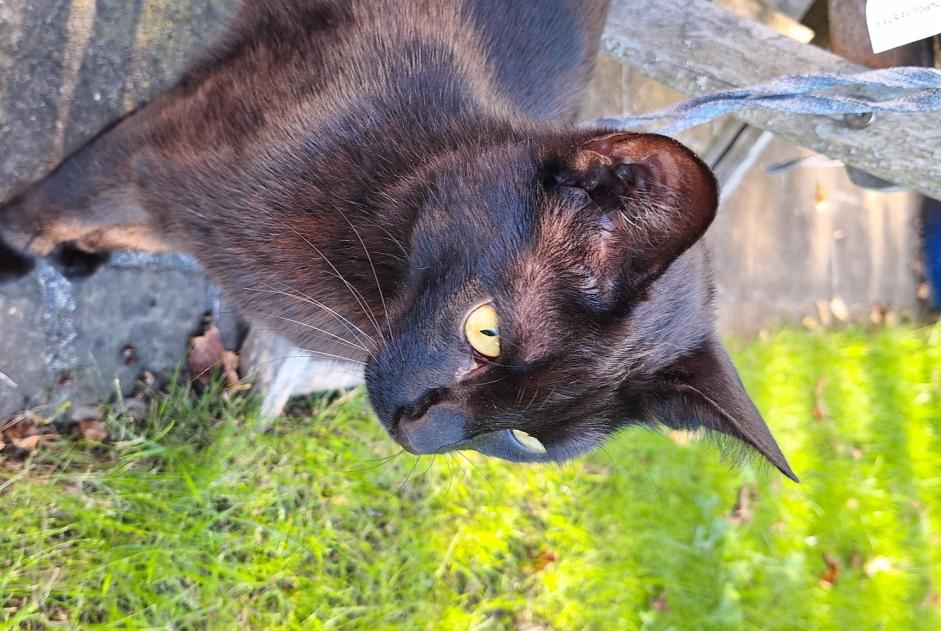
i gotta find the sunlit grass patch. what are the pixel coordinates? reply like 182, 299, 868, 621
2, 326, 941, 629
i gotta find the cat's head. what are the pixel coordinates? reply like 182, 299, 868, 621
365, 131, 796, 481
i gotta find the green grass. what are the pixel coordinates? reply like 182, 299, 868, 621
2, 325, 941, 630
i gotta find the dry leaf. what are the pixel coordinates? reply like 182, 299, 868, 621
820, 553, 840, 588
78, 419, 108, 443
188, 324, 226, 384
830, 297, 850, 323
11, 434, 56, 453
652, 588, 669, 612
188, 325, 240, 388
815, 300, 832, 327
221, 350, 240, 389
812, 378, 829, 423
728, 485, 756, 524
1, 415, 34, 440
1, 415, 58, 455
530, 547, 557, 573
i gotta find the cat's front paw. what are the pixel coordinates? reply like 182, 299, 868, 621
49, 242, 110, 280
0, 235, 35, 282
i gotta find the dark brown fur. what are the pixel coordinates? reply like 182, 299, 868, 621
0, 0, 796, 479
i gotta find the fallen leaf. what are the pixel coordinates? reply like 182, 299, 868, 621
830, 297, 850, 323
812, 378, 829, 423
78, 419, 108, 443
188, 325, 240, 389
728, 485, 756, 524
1, 415, 59, 456
820, 553, 840, 588
652, 588, 669, 612
188, 324, 226, 384
530, 547, 557, 573
815, 300, 832, 327
1, 415, 34, 440
11, 433, 57, 453
221, 350, 240, 389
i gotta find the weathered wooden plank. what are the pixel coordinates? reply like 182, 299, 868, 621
602, 0, 941, 200
705, 0, 815, 197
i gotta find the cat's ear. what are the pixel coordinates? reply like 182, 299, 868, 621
639, 336, 798, 482
551, 132, 718, 297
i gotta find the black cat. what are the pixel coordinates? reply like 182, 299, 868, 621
0, 0, 796, 480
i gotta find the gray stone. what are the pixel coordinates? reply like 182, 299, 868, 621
0, 0, 237, 201
68, 261, 212, 405
0, 0, 238, 419
0, 272, 50, 416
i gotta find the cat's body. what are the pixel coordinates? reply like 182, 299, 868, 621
0, 0, 796, 478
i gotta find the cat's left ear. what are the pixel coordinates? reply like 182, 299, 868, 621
639, 336, 799, 482
551, 132, 718, 297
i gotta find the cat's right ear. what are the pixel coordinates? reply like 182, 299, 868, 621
637, 335, 798, 482
548, 132, 718, 298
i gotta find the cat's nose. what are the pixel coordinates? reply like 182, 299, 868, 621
396, 404, 467, 454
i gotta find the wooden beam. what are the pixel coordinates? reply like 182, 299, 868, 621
602, 0, 941, 199
705, 0, 816, 198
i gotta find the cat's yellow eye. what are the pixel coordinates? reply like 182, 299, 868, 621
511, 429, 547, 454
464, 303, 500, 358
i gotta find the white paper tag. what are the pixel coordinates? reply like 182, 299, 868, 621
866, 0, 941, 53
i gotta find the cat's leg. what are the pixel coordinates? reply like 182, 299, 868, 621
0, 117, 173, 280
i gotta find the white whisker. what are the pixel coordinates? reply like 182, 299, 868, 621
279, 221, 387, 344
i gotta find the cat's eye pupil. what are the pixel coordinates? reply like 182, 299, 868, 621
464, 303, 501, 358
